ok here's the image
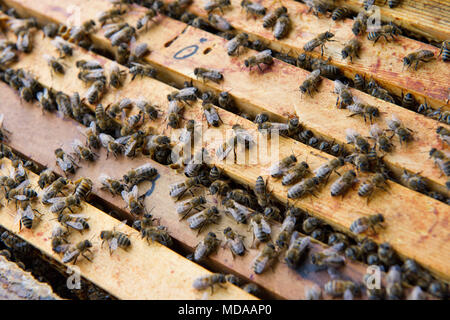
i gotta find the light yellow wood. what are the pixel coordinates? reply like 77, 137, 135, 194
3, 3, 449, 196
335, 0, 450, 42
167, 0, 450, 110
0, 158, 255, 300
2, 31, 449, 284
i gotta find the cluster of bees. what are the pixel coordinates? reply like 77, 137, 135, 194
0, 1, 448, 300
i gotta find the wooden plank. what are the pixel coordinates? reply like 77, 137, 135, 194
2, 32, 449, 285
0, 82, 378, 300
167, 0, 450, 111
0, 157, 256, 300
3, 2, 449, 196
335, 0, 450, 42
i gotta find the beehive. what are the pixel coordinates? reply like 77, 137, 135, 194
0, 0, 448, 300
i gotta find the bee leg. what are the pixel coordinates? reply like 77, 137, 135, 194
82, 252, 93, 262
257, 64, 263, 73
414, 61, 419, 71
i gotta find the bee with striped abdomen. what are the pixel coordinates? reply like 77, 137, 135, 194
44, 54, 65, 75
250, 214, 271, 248
367, 23, 402, 44
332, 7, 350, 21
55, 148, 79, 176
299, 69, 322, 97
273, 14, 291, 40
334, 80, 353, 109
341, 38, 361, 63
99, 174, 125, 196
202, 103, 222, 127
347, 97, 380, 124
244, 50, 273, 72
386, 115, 413, 145
358, 173, 389, 202
303, 31, 334, 56
304, 0, 333, 17
38, 169, 56, 190
223, 227, 246, 257
223, 199, 253, 224
346, 128, 371, 153
253, 242, 277, 274
369, 124, 394, 153
192, 232, 220, 262
429, 148, 450, 176
350, 213, 385, 235
122, 185, 145, 215
123, 163, 158, 186
285, 232, 310, 269
226, 33, 248, 56
403, 50, 435, 71
187, 206, 220, 235
287, 177, 320, 199
51, 36, 73, 58
263, 6, 287, 29
436, 126, 450, 145
73, 177, 93, 201
176, 196, 207, 220
136, 8, 158, 31
100, 228, 131, 255
62, 239, 93, 264
15, 204, 41, 231
209, 180, 231, 197
282, 161, 310, 186
241, 0, 266, 17
330, 170, 357, 197
204, 0, 231, 14
193, 273, 226, 294
439, 40, 449, 62
71, 139, 98, 162
324, 280, 360, 299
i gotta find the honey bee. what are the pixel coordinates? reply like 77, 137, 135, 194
330, 170, 357, 197
280, 161, 309, 186
136, 8, 158, 31
169, 176, 203, 199
16, 30, 32, 53
386, 115, 413, 145
98, 8, 127, 26
346, 128, 370, 153
350, 213, 385, 235
284, 232, 310, 269
51, 225, 70, 254
241, 0, 266, 17
273, 14, 290, 40
302, 216, 322, 234
429, 148, 450, 176
303, 31, 334, 56
400, 170, 428, 193
263, 6, 287, 29
121, 185, 145, 215
85, 80, 105, 105
226, 188, 257, 208
436, 126, 450, 145
208, 13, 233, 32
223, 227, 246, 257
201, 103, 222, 127
209, 180, 231, 197
41, 177, 68, 204
311, 245, 346, 272
369, 124, 393, 153
62, 239, 93, 264
299, 69, 322, 96
71, 139, 98, 162
136, 99, 159, 121
367, 22, 402, 44
332, 6, 351, 20
77, 122, 100, 150
250, 214, 271, 247
166, 99, 184, 129
223, 199, 253, 224
252, 242, 277, 274
51, 36, 72, 58
55, 148, 79, 176
176, 196, 207, 220
324, 280, 359, 299
123, 163, 158, 186
386, 266, 403, 300
54, 91, 73, 118
187, 206, 220, 234
226, 33, 248, 56
403, 50, 434, 71
0, 47, 18, 67
428, 281, 447, 299
184, 148, 207, 177
287, 177, 320, 199
192, 232, 220, 262
120, 113, 143, 136
232, 124, 255, 149
254, 176, 269, 207
15, 204, 41, 231
304, 0, 333, 16
98, 174, 125, 196
270, 154, 297, 178
334, 80, 353, 109
129, 62, 157, 80
407, 286, 426, 300
43, 54, 65, 75
99, 133, 123, 158
37, 169, 56, 190
108, 63, 126, 89
7, 17, 37, 35
352, 11, 368, 36
244, 50, 273, 72
378, 242, 398, 267
194, 67, 224, 83
141, 225, 173, 247
100, 229, 131, 255
341, 38, 361, 63
73, 178, 93, 201
225, 274, 242, 286
169, 87, 199, 106
347, 97, 380, 124
358, 173, 389, 202
48, 195, 82, 214
204, 0, 231, 14
218, 91, 235, 111
439, 40, 449, 62
193, 273, 226, 295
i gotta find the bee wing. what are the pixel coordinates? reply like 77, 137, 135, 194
257, 49, 272, 59
42, 54, 53, 63
136, 163, 154, 172
15, 179, 30, 190
57, 158, 72, 171
116, 135, 131, 145
187, 211, 205, 224
260, 218, 271, 235
0, 113, 4, 127
14, 195, 28, 201
345, 128, 359, 141
62, 248, 79, 262
334, 79, 345, 92
98, 173, 112, 185
54, 243, 71, 254
109, 237, 118, 251
46, 197, 65, 204
14, 209, 22, 224
23, 206, 35, 219
71, 139, 84, 151
309, 69, 321, 78
16, 163, 25, 177
121, 190, 130, 202
369, 124, 382, 137
99, 133, 114, 147
179, 87, 197, 97
130, 185, 138, 197
65, 220, 85, 230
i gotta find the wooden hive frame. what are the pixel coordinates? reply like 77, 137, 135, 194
0, 0, 448, 300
